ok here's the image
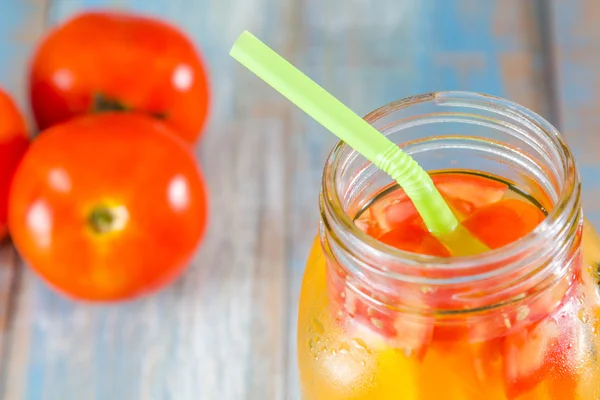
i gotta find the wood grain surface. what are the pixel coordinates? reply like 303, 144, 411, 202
0, 1, 48, 396
550, 0, 600, 223
0, 0, 598, 399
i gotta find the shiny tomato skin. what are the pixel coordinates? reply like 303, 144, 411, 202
29, 11, 210, 144
0, 88, 29, 239
8, 113, 208, 301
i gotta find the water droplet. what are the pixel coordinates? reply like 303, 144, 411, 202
516, 306, 530, 321
512, 293, 526, 301
420, 286, 435, 294
339, 342, 351, 354
312, 318, 324, 334
361, 360, 367, 367
371, 318, 384, 330
352, 338, 368, 351
578, 308, 589, 323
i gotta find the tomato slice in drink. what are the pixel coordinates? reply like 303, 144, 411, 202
349, 173, 553, 371
378, 221, 450, 257
347, 311, 434, 359
366, 190, 415, 233
503, 288, 584, 398
462, 198, 545, 249
355, 208, 383, 238
327, 255, 434, 358
503, 317, 558, 397
360, 172, 508, 236
433, 173, 508, 218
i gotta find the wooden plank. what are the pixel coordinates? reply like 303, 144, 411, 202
0, 0, 48, 397
549, 0, 600, 225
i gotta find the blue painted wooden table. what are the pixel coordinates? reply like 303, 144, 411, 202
0, 0, 599, 399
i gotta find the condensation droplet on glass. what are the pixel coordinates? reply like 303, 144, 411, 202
371, 318, 384, 330
516, 306, 530, 321
420, 286, 435, 294
311, 317, 324, 334
352, 338, 368, 351
503, 314, 512, 329
339, 342, 351, 354
578, 308, 590, 324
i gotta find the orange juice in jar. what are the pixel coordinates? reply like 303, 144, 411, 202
297, 92, 600, 400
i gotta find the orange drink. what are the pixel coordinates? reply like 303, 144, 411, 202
297, 92, 600, 399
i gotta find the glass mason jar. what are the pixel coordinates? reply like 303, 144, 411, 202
297, 91, 600, 400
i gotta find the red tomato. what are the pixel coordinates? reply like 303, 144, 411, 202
0, 88, 29, 239
29, 11, 210, 144
8, 113, 208, 301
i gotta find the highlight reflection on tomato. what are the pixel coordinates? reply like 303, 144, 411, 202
0, 88, 29, 239
29, 11, 210, 144
8, 113, 208, 301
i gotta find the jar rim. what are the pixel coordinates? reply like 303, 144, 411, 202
321, 91, 580, 280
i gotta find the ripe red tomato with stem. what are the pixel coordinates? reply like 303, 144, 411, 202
0, 88, 29, 240
8, 113, 208, 301
29, 11, 210, 144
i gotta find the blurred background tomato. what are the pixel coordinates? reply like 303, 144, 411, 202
29, 11, 210, 144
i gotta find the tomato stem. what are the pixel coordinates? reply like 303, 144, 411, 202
92, 93, 168, 120
92, 93, 130, 113
88, 205, 129, 234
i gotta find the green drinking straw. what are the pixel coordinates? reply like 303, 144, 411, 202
230, 31, 489, 255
